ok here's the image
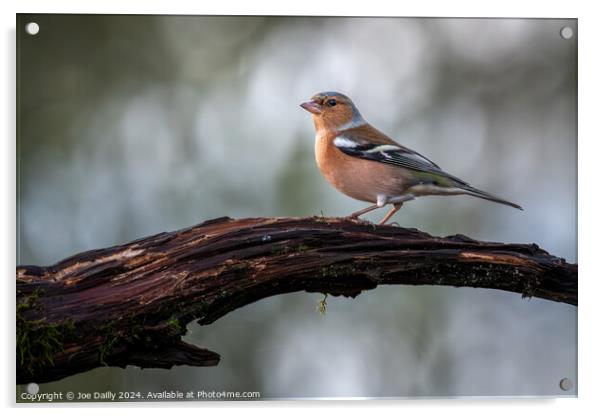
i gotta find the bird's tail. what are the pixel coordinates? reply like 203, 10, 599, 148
459, 185, 523, 210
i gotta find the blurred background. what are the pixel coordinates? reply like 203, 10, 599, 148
16, 15, 576, 398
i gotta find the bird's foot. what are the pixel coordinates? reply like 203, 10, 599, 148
348, 204, 380, 221
378, 203, 403, 225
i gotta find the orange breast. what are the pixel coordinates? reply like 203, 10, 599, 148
314, 132, 407, 203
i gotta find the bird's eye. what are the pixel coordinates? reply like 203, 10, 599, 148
326, 99, 337, 107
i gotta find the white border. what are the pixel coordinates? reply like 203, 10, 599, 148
2, 0, 600, 414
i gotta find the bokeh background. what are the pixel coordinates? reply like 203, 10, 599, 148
16, 15, 577, 399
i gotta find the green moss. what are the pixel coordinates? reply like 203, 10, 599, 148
216, 289, 229, 300
98, 321, 119, 366
16, 290, 76, 376
319, 264, 357, 278
271, 244, 310, 256
98, 335, 118, 366
166, 315, 182, 332
296, 244, 310, 252
271, 245, 291, 255
316, 293, 328, 316
99, 315, 166, 365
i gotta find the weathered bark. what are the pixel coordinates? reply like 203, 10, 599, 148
16, 216, 577, 384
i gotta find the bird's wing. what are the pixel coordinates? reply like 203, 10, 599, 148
335, 125, 468, 186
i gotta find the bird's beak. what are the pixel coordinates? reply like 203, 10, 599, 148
300, 101, 322, 115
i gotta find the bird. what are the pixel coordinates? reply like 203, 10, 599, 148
300, 91, 522, 225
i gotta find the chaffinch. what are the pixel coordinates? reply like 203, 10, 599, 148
300, 91, 522, 225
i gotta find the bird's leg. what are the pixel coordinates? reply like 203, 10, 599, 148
377, 194, 416, 225
348, 204, 380, 219
378, 203, 402, 225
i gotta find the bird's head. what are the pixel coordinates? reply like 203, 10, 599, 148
300, 92, 365, 132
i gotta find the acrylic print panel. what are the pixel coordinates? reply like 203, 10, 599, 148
16, 15, 577, 401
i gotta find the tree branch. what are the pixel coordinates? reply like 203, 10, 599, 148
16, 216, 577, 384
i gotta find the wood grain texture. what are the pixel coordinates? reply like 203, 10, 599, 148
16, 216, 577, 384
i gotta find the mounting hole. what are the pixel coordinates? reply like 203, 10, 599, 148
25, 22, 40, 35
559, 377, 573, 391
560, 26, 573, 40
26, 382, 39, 394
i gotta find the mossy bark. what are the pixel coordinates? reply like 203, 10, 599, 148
16, 216, 577, 384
